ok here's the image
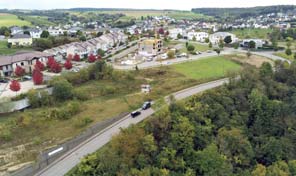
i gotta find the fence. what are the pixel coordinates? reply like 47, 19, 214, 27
11, 112, 129, 176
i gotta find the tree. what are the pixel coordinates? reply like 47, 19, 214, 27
10, 80, 21, 95
233, 43, 239, 49
97, 49, 105, 57
177, 33, 182, 39
218, 39, 224, 49
249, 41, 256, 49
209, 42, 213, 48
51, 78, 73, 101
14, 66, 25, 77
73, 54, 80, 62
41, 30, 50, 38
224, 36, 232, 44
260, 62, 273, 78
79, 35, 87, 41
266, 161, 290, 176
214, 48, 221, 55
97, 32, 103, 37
272, 39, 278, 51
35, 60, 45, 71
167, 51, 175, 59
158, 28, 164, 35
64, 60, 72, 70
294, 53, 296, 60
252, 164, 267, 176
47, 56, 55, 68
88, 54, 96, 63
195, 144, 232, 175
50, 62, 62, 73
187, 44, 195, 52
285, 48, 292, 56
192, 36, 197, 41
205, 38, 210, 43
32, 68, 43, 85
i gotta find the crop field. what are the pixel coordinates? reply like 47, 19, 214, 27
172, 56, 242, 79
0, 13, 32, 27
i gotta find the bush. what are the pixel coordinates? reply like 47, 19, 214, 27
73, 89, 90, 101
28, 90, 53, 108
47, 101, 81, 120
50, 77, 73, 101
100, 86, 116, 95
0, 127, 12, 141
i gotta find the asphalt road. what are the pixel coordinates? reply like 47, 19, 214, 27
35, 78, 229, 176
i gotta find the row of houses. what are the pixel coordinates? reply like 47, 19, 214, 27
0, 51, 51, 77
44, 31, 127, 59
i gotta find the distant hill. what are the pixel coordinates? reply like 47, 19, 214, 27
192, 5, 296, 18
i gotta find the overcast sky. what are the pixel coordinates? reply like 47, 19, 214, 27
0, 0, 296, 10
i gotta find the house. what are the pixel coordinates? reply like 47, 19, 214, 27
10, 27, 23, 35
0, 51, 51, 76
29, 28, 43, 39
48, 27, 65, 36
240, 39, 265, 49
209, 32, 237, 44
8, 34, 33, 46
187, 31, 209, 42
138, 39, 163, 56
168, 28, 184, 39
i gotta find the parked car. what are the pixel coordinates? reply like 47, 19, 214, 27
0, 79, 9, 83
142, 101, 151, 110
23, 75, 32, 81
196, 51, 202, 55
131, 111, 141, 118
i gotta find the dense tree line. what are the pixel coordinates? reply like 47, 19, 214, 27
68, 61, 296, 176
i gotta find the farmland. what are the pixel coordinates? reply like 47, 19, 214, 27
0, 13, 32, 27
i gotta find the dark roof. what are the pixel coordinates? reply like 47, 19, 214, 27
0, 51, 51, 66
11, 34, 31, 39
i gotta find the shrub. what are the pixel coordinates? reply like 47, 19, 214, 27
73, 89, 90, 101
0, 127, 12, 141
50, 77, 73, 101
28, 90, 53, 108
46, 101, 81, 120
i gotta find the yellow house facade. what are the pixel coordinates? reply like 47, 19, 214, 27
8, 34, 33, 46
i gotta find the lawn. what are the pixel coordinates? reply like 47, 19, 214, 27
179, 42, 210, 53
274, 52, 295, 61
0, 41, 33, 55
231, 28, 273, 39
172, 56, 242, 80
0, 13, 32, 27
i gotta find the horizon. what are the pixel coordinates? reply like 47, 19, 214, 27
1, 0, 296, 11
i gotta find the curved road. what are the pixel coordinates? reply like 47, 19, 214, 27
35, 78, 229, 176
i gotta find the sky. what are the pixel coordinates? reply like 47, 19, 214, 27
0, 0, 296, 10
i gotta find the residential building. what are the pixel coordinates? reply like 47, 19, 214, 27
29, 28, 43, 39
138, 39, 163, 56
209, 32, 237, 44
0, 51, 51, 76
10, 26, 23, 35
240, 39, 266, 49
187, 31, 209, 42
8, 34, 33, 46
168, 28, 184, 39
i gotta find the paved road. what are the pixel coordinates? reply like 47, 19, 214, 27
35, 78, 229, 176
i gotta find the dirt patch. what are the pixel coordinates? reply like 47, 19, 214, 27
227, 54, 273, 68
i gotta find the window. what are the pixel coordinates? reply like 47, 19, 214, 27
21, 62, 24, 66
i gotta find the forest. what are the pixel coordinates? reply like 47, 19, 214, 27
67, 60, 296, 176
192, 5, 296, 19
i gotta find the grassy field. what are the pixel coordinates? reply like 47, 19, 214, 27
231, 28, 273, 39
274, 52, 295, 61
179, 42, 210, 53
0, 41, 33, 55
0, 13, 32, 27
166, 11, 212, 20
21, 16, 56, 26
172, 56, 242, 79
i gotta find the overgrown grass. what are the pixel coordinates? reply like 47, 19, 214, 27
231, 28, 273, 39
21, 16, 56, 26
172, 56, 242, 79
0, 13, 31, 27
179, 42, 210, 53
274, 52, 295, 61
